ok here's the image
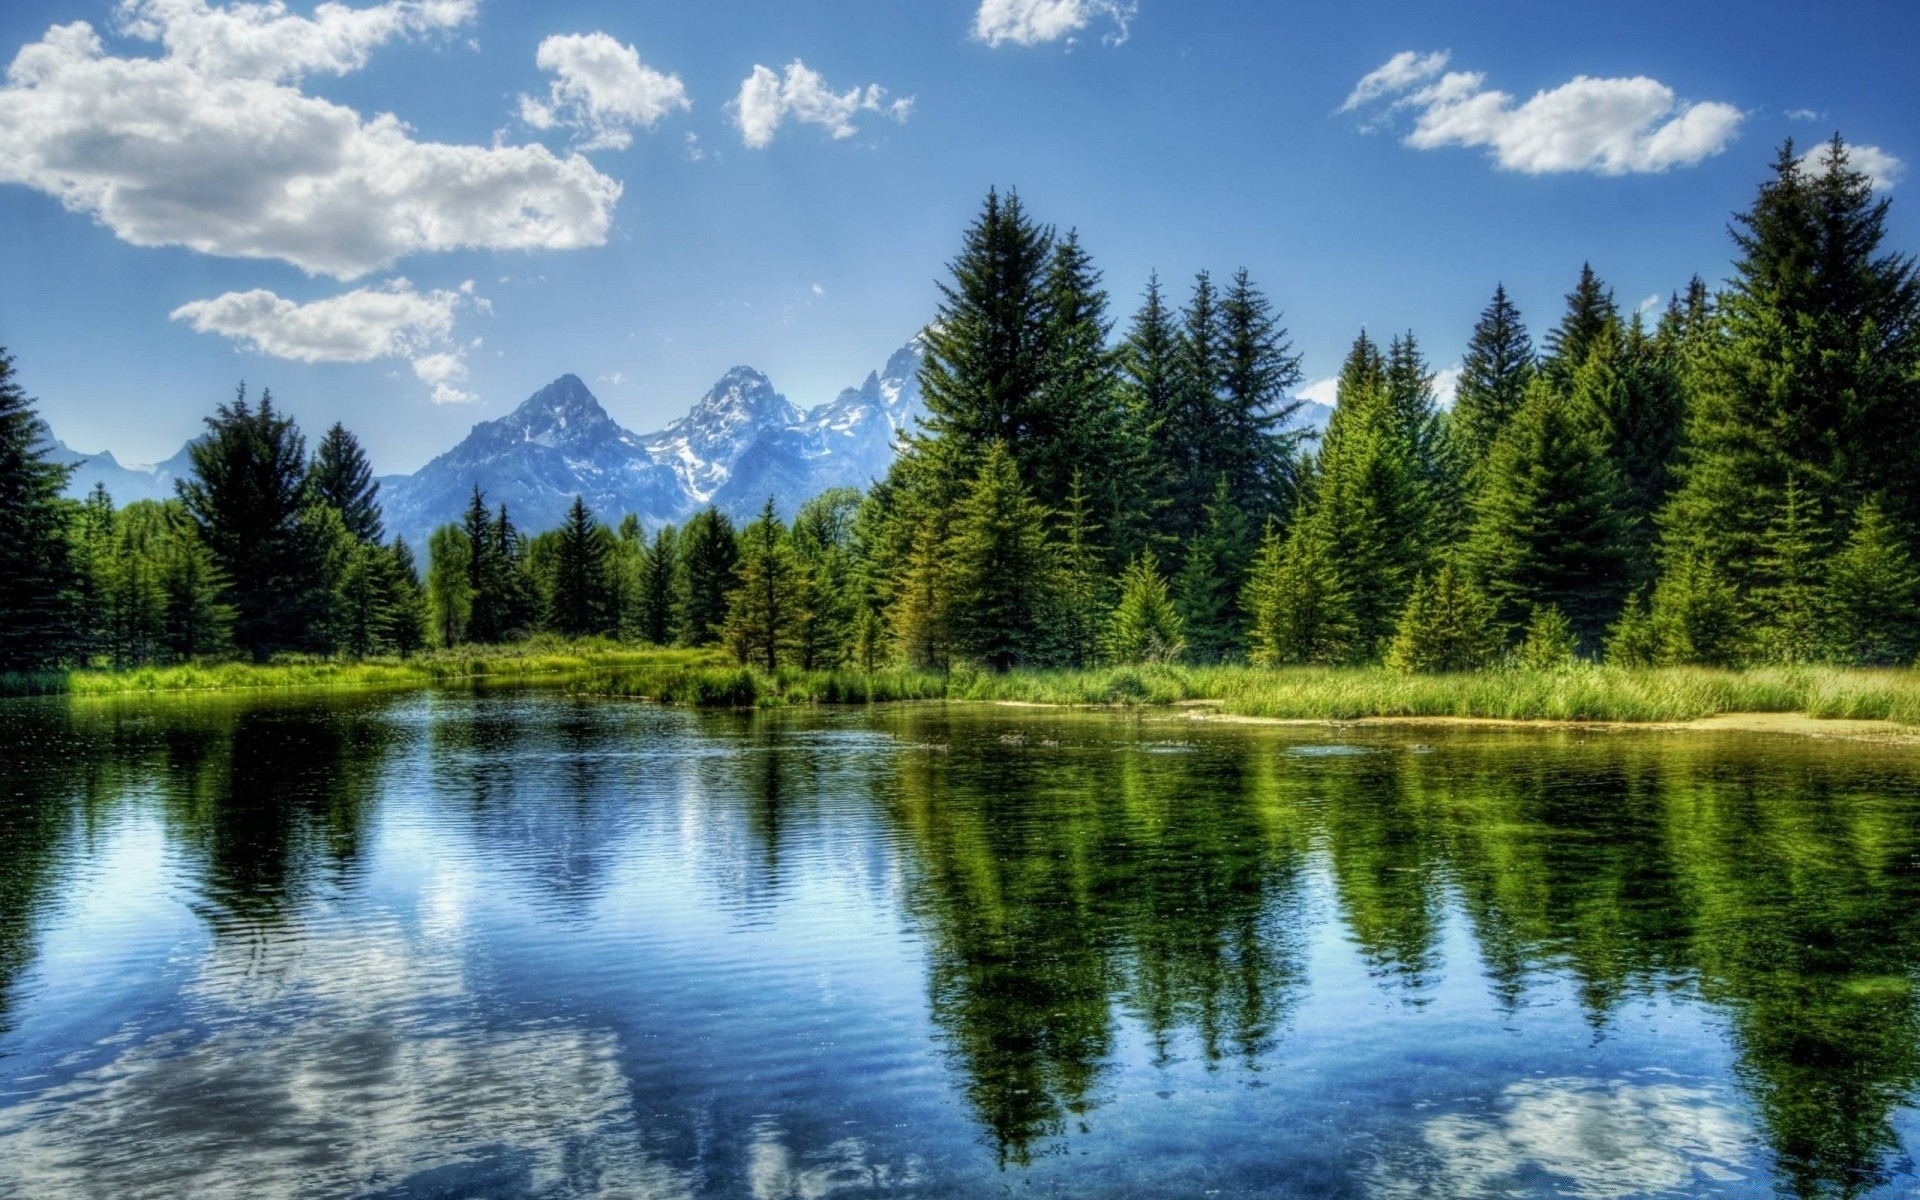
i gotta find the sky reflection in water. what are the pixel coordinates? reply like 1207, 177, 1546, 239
1, 690, 1917, 1198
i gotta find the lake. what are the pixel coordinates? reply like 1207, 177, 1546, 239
2, 687, 1919, 1199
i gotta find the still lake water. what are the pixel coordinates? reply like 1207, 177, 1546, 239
3, 689, 1920, 1199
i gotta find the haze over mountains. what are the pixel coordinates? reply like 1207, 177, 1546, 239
53, 337, 1333, 546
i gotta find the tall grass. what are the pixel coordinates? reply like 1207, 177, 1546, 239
2, 640, 720, 698
12, 649, 1920, 725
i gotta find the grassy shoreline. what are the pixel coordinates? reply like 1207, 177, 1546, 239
10, 650, 1920, 728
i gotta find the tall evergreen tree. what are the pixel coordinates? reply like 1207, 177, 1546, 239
636, 524, 682, 647
1173, 476, 1254, 663
383, 538, 429, 657
1118, 273, 1180, 555
1106, 552, 1184, 665
1825, 499, 1919, 666
1160, 271, 1227, 548
178, 386, 330, 660
1243, 517, 1354, 667
1215, 267, 1306, 519
947, 442, 1058, 670
1464, 380, 1632, 648
1034, 230, 1130, 534
307, 422, 383, 544
681, 506, 740, 646
791, 489, 861, 669
1542, 263, 1619, 383
157, 501, 230, 660
1050, 472, 1108, 668
1451, 284, 1536, 469
550, 495, 611, 638
427, 523, 473, 647
70, 483, 116, 663
1752, 476, 1828, 664
1569, 318, 1686, 571
461, 487, 504, 643
1384, 564, 1501, 674
724, 499, 808, 671
0, 347, 77, 671
1660, 138, 1920, 592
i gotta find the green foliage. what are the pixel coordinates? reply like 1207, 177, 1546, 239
1752, 476, 1829, 664
1048, 472, 1108, 668
1825, 499, 1920, 666
1604, 591, 1660, 668
549, 495, 614, 639
1649, 553, 1746, 667
426, 524, 472, 648
1173, 476, 1254, 662
1106, 552, 1184, 665
1464, 379, 1630, 648
1452, 284, 1536, 469
723, 498, 808, 671
0, 346, 76, 671
635, 523, 683, 647
307, 422, 383, 543
947, 442, 1058, 670
1517, 604, 1580, 671
1244, 516, 1355, 667
681, 506, 740, 646
1542, 262, 1619, 384
1385, 564, 1501, 675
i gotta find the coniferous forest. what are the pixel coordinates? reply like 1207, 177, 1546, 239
3, 137, 1917, 682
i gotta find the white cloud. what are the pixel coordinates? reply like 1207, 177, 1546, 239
1801, 140, 1904, 191
1785, 108, 1823, 122
518, 31, 688, 152
0, 0, 622, 279
1432, 364, 1462, 408
1344, 52, 1743, 175
1299, 377, 1340, 407
973, 0, 1137, 47
170, 278, 483, 403
811, 283, 826, 297
1637, 293, 1662, 316
684, 132, 707, 162
729, 60, 912, 149
1341, 50, 1449, 113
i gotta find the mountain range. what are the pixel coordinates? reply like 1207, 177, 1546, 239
53, 336, 1333, 547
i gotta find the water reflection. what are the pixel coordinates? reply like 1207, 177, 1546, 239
0, 693, 1918, 1198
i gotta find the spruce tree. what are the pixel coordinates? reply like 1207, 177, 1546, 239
460, 488, 501, 643
1825, 499, 1919, 666
637, 525, 682, 647
1119, 273, 1181, 555
307, 423, 383, 544
1106, 552, 1184, 665
1752, 476, 1828, 665
1569, 318, 1685, 572
1659, 138, 1920, 593
791, 490, 860, 669
1215, 267, 1306, 520
1604, 591, 1660, 668
681, 506, 740, 646
1649, 553, 1745, 667
0, 347, 77, 671
1174, 476, 1254, 663
70, 483, 116, 664
178, 386, 330, 660
1243, 517, 1354, 667
916, 189, 1056, 487
724, 499, 806, 671
1384, 564, 1501, 674
1517, 604, 1580, 671
550, 496, 611, 639
1050, 471, 1109, 668
383, 538, 429, 657
427, 523, 473, 647
1452, 284, 1536, 470
1542, 263, 1619, 383
158, 501, 230, 660
491, 504, 538, 638
1161, 271, 1226, 548
1034, 230, 1131, 538
1463, 380, 1631, 649
892, 518, 953, 671
946, 442, 1057, 670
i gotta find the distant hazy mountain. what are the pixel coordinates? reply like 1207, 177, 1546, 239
378, 340, 927, 546
52, 437, 197, 505
54, 334, 1326, 545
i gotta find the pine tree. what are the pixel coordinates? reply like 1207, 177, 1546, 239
1604, 591, 1660, 668
1568, 318, 1686, 573
1752, 476, 1828, 664
1659, 138, 1920, 593
637, 524, 682, 647
1034, 230, 1131, 537
681, 506, 740, 646
1215, 267, 1306, 520
1517, 604, 1580, 671
427, 524, 473, 647
1106, 552, 1184, 665
1542, 263, 1619, 383
103, 500, 170, 668
335, 540, 390, 658
1383, 331, 1464, 547
491, 504, 538, 638
1452, 284, 1536, 470
1244, 515, 1355, 667
1118, 273, 1180, 557
892, 518, 952, 671
158, 501, 231, 660
460, 488, 501, 643
1825, 499, 1920, 666
724, 499, 806, 671
383, 538, 429, 657
791, 490, 861, 669
307, 422, 383, 544
178, 386, 331, 660
946, 442, 1058, 670
0, 347, 77, 671
1649, 553, 1745, 667
1384, 564, 1501, 674
1161, 271, 1226, 549
916, 190, 1056, 483
1174, 476, 1254, 663
1050, 471, 1108, 668
70, 483, 116, 664
550, 495, 611, 639
1463, 380, 1631, 649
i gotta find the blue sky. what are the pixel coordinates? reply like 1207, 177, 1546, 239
2, 0, 1915, 474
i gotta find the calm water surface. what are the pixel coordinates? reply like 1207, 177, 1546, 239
3, 688, 1920, 1199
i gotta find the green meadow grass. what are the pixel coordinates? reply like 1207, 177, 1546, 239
11, 648, 1920, 726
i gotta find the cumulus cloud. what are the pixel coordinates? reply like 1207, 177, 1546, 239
973, 0, 1137, 47
0, 0, 622, 279
729, 61, 912, 149
519, 32, 689, 152
1800, 140, 1905, 191
170, 278, 484, 403
1343, 52, 1744, 175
